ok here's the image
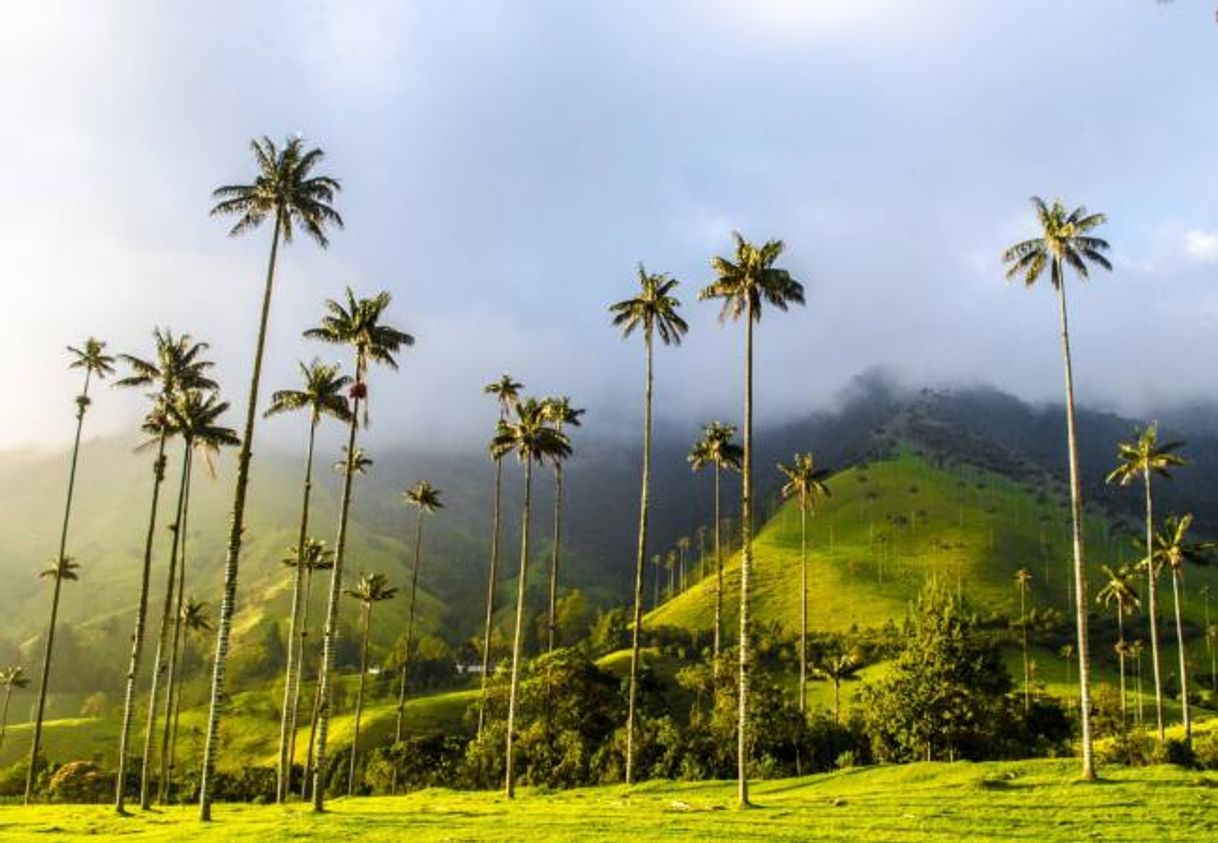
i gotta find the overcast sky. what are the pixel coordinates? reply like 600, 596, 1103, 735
2, 0, 1217, 455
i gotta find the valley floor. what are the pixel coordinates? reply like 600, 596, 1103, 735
1, 759, 1216, 842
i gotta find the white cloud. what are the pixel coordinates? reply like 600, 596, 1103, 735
1183, 229, 1218, 263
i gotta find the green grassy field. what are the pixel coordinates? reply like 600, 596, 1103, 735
2, 759, 1215, 841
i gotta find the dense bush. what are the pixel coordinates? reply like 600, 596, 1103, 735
47, 761, 112, 803
364, 735, 467, 794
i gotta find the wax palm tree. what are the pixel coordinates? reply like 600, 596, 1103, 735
651, 554, 663, 609
666, 549, 678, 598
689, 421, 743, 677
777, 453, 832, 714
23, 340, 113, 802
265, 360, 352, 802
393, 482, 444, 750
0, 667, 29, 751
198, 135, 342, 820
111, 331, 216, 812
1014, 568, 1033, 712
140, 390, 237, 808
491, 397, 571, 798
813, 652, 861, 724
1107, 423, 1186, 742
477, 374, 523, 735
609, 264, 688, 785
676, 536, 692, 594
166, 598, 212, 798
344, 572, 397, 796
1202, 585, 1216, 693
541, 396, 584, 652
1129, 639, 1145, 725
304, 289, 411, 812
1096, 564, 1141, 725
29, 555, 81, 776
1003, 197, 1111, 779
700, 232, 805, 805
1149, 514, 1213, 743
294, 539, 335, 801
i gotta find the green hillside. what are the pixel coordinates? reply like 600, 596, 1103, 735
649, 449, 1218, 637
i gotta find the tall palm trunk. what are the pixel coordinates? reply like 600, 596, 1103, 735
139, 444, 192, 808
277, 417, 319, 802
1170, 569, 1192, 743
504, 459, 534, 798
625, 334, 653, 785
346, 601, 371, 796
547, 463, 564, 652
393, 510, 425, 751
1, 685, 14, 750
1143, 472, 1165, 742
713, 466, 723, 681
737, 307, 755, 807
292, 562, 317, 798
26, 368, 93, 804
301, 659, 323, 801
312, 393, 362, 813
798, 498, 807, 713
477, 456, 504, 736
1056, 280, 1094, 780
1020, 584, 1029, 712
1116, 609, 1127, 726
200, 213, 282, 821
114, 431, 168, 813
160, 450, 194, 803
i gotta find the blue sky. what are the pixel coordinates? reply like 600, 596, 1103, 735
2, 1, 1217, 453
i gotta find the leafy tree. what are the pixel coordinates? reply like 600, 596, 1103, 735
1149, 514, 1213, 744
1096, 564, 1140, 725
304, 288, 411, 813
344, 572, 398, 795
200, 136, 342, 821
1004, 196, 1112, 779
141, 389, 237, 808
689, 421, 742, 676
491, 397, 571, 797
609, 264, 688, 785
1107, 422, 1186, 742
777, 453, 832, 713
862, 581, 1013, 763
112, 331, 216, 813
24, 339, 112, 802
394, 481, 444, 754
478, 373, 523, 735
541, 396, 584, 652
0, 667, 29, 751
700, 232, 805, 805
265, 360, 352, 802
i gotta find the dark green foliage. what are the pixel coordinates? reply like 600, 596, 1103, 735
46, 761, 112, 803
363, 736, 466, 795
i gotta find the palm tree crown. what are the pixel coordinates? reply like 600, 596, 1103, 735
0, 667, 29, 691
777, 453, 833, 512
305, 288, 414, 386
210, 136, 343, 246
698, 232, 805, 319
265, 359, 353, 426
1002, 197, 1112, 288
610, 265, 690, 345
404, 480, 444, 514
1149, 514, 1214, 575
1096, 564, 1141, 615
688, 421, 743, 474
344, 572, 399, 606
39, 555, 80, 583
492, 398, 573, 466
485, 373, 524, 419
1107, 424, 1187, 487
117, 330, 218, 403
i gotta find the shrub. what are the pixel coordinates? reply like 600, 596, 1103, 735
47, 761, 112, 803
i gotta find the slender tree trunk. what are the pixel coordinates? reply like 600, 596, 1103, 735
477, 457, 504, 736
347, 602, 371, 796
1144, 471, 1165, 742
833, 679, 841, 725
114, 431, 168, 813
161, 454, 193, 804
625, 335, 653, 786
1117, 609, 1127, 726
139, 444, 191, 808
1020, 584, 1029, 713
278, 419, 318, 802
505, 459, 534, 798
1, 686, 12, 750
301, 659, 323, 801
312, 393, 362, 813
713, 466, 723, 681
1056, 279, 1094, 780
199, 214, 282, 821
291, 563, 315, 797
738, 308, 754, 807
548, 463, 564, 652
393, 511, 425, 747
1136, 652, 1144, 724
26, 370, 92, 804
1171, 569, 1192, 743
799, 500, 807, 714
